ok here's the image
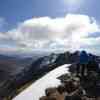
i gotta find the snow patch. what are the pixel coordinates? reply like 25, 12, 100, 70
13, 64, 70, 100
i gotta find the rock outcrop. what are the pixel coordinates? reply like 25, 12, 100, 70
40, 64, 100, 100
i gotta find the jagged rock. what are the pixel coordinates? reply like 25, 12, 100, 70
40, 64, 100, 100
41, 88, 64, 100
40, 95, 64, 100
40, 96, 48, 100
45, 88, 58, 97
57, 85, 66, 94
65, 95, 82, 100
64, 79, 78, 94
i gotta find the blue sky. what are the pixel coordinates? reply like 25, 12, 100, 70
0, 0, 100, 54
0, 0, 100, 30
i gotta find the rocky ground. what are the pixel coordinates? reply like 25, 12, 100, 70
40, 64, 100, 100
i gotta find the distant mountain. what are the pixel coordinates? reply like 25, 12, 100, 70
30, 51, 79, 71
0, 52, 51, 98
0, 54, 16, 60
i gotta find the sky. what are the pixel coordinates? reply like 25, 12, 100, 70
0, 0, 100, 54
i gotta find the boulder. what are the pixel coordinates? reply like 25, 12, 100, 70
45, 88, 58, 97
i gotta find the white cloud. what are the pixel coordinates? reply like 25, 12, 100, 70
0, 14, 100, 53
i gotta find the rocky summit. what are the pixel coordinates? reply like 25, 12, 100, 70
40, 64, 100, 100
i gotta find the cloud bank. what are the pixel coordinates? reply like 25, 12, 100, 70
0, 14, 100, 53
